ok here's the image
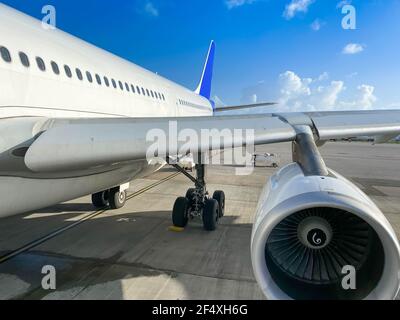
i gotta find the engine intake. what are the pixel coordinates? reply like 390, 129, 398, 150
251, 163, 400, 300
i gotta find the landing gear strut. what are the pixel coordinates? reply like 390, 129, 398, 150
171, 162, 225, 231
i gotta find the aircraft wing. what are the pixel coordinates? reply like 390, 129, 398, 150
306, 110, 400, 140
214, 102, 277, 113
24, 110, 400, 173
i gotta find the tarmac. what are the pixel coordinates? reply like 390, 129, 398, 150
0, 142, 399, 300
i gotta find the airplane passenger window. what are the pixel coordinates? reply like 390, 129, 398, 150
104, 76, 110, 87
95, 74, 102, 85
64, 65, 72, 78
76, 68, 83, 80
125, 82, 130, 92
150, 91, 154, 98
118, 81, 124, 90
112, 79, 117, 88
19, 52, 30, 67
0, 46, 11, 63
146, 89, 150, 96
51, 61, 60, 75
36, 57, 46, 71
137, 86, 141, 94
162, 94, 165, 101
86, 71, 93, 83
131, 84, 135, 93
141, 88, 146, 95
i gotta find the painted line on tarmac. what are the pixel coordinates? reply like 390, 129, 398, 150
0, 172, 180, 264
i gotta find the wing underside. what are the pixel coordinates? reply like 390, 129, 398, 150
24, 110, 400, 172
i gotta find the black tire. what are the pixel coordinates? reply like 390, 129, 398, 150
109, 188, 127, 209
203, 198, 219, 231
272, 163, 278, 168
185, 188, 196, 207
213, 190, 225, 218
92, 191, 109, 208
172, 197, 189, 228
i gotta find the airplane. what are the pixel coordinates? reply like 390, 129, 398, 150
0, 3, 400, 300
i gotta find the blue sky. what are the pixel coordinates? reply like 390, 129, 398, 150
3, 0, 400, 111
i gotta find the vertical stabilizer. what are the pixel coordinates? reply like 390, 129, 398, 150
195, 41, 215, 100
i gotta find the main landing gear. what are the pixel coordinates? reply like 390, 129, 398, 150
171, 163, 225, 231
91, 183, 129, 209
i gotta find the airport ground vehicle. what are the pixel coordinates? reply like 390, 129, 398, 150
253, 153, 279, 168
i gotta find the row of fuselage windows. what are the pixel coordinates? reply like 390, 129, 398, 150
178, 98, 203, 109
0, 46, 166, 102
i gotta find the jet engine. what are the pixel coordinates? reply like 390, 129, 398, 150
251, 162, 400, 300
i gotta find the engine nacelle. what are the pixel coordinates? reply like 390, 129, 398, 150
251, 163, 400, 300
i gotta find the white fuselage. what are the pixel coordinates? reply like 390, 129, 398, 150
0, 4, 213, 119
0, 4, 212, 217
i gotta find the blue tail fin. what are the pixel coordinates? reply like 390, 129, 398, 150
195, 41, 215, 100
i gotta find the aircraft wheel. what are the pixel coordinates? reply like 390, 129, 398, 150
92, 191, 109, 208
203, 198, 219, 231
185, 188, 196, 207
109, 187, 127, 209
172, 197, 189, 228
213, 190, 225, 218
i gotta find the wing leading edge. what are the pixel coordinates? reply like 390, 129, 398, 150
24, 110, 400, 172
213, 102, 277, 113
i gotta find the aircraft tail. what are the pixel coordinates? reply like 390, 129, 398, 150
195, 41, 216, 100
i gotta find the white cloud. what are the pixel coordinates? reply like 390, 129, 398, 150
317, 72, 329, 81
356, 84, 377, 108
144, 2, 159, 17
342, 43, 365, 55
338, 85, 377, 109
346, 72, 358, 78
278, 71, 345, 111
283, 0, 315, 20
249, 94, 258, 103
317, 81, 345, 107
276, 71, 377, 111
229, 71, 380, 114
310, 19, 325, 31
279, 71, 312, 98
225, 0, 257, 9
